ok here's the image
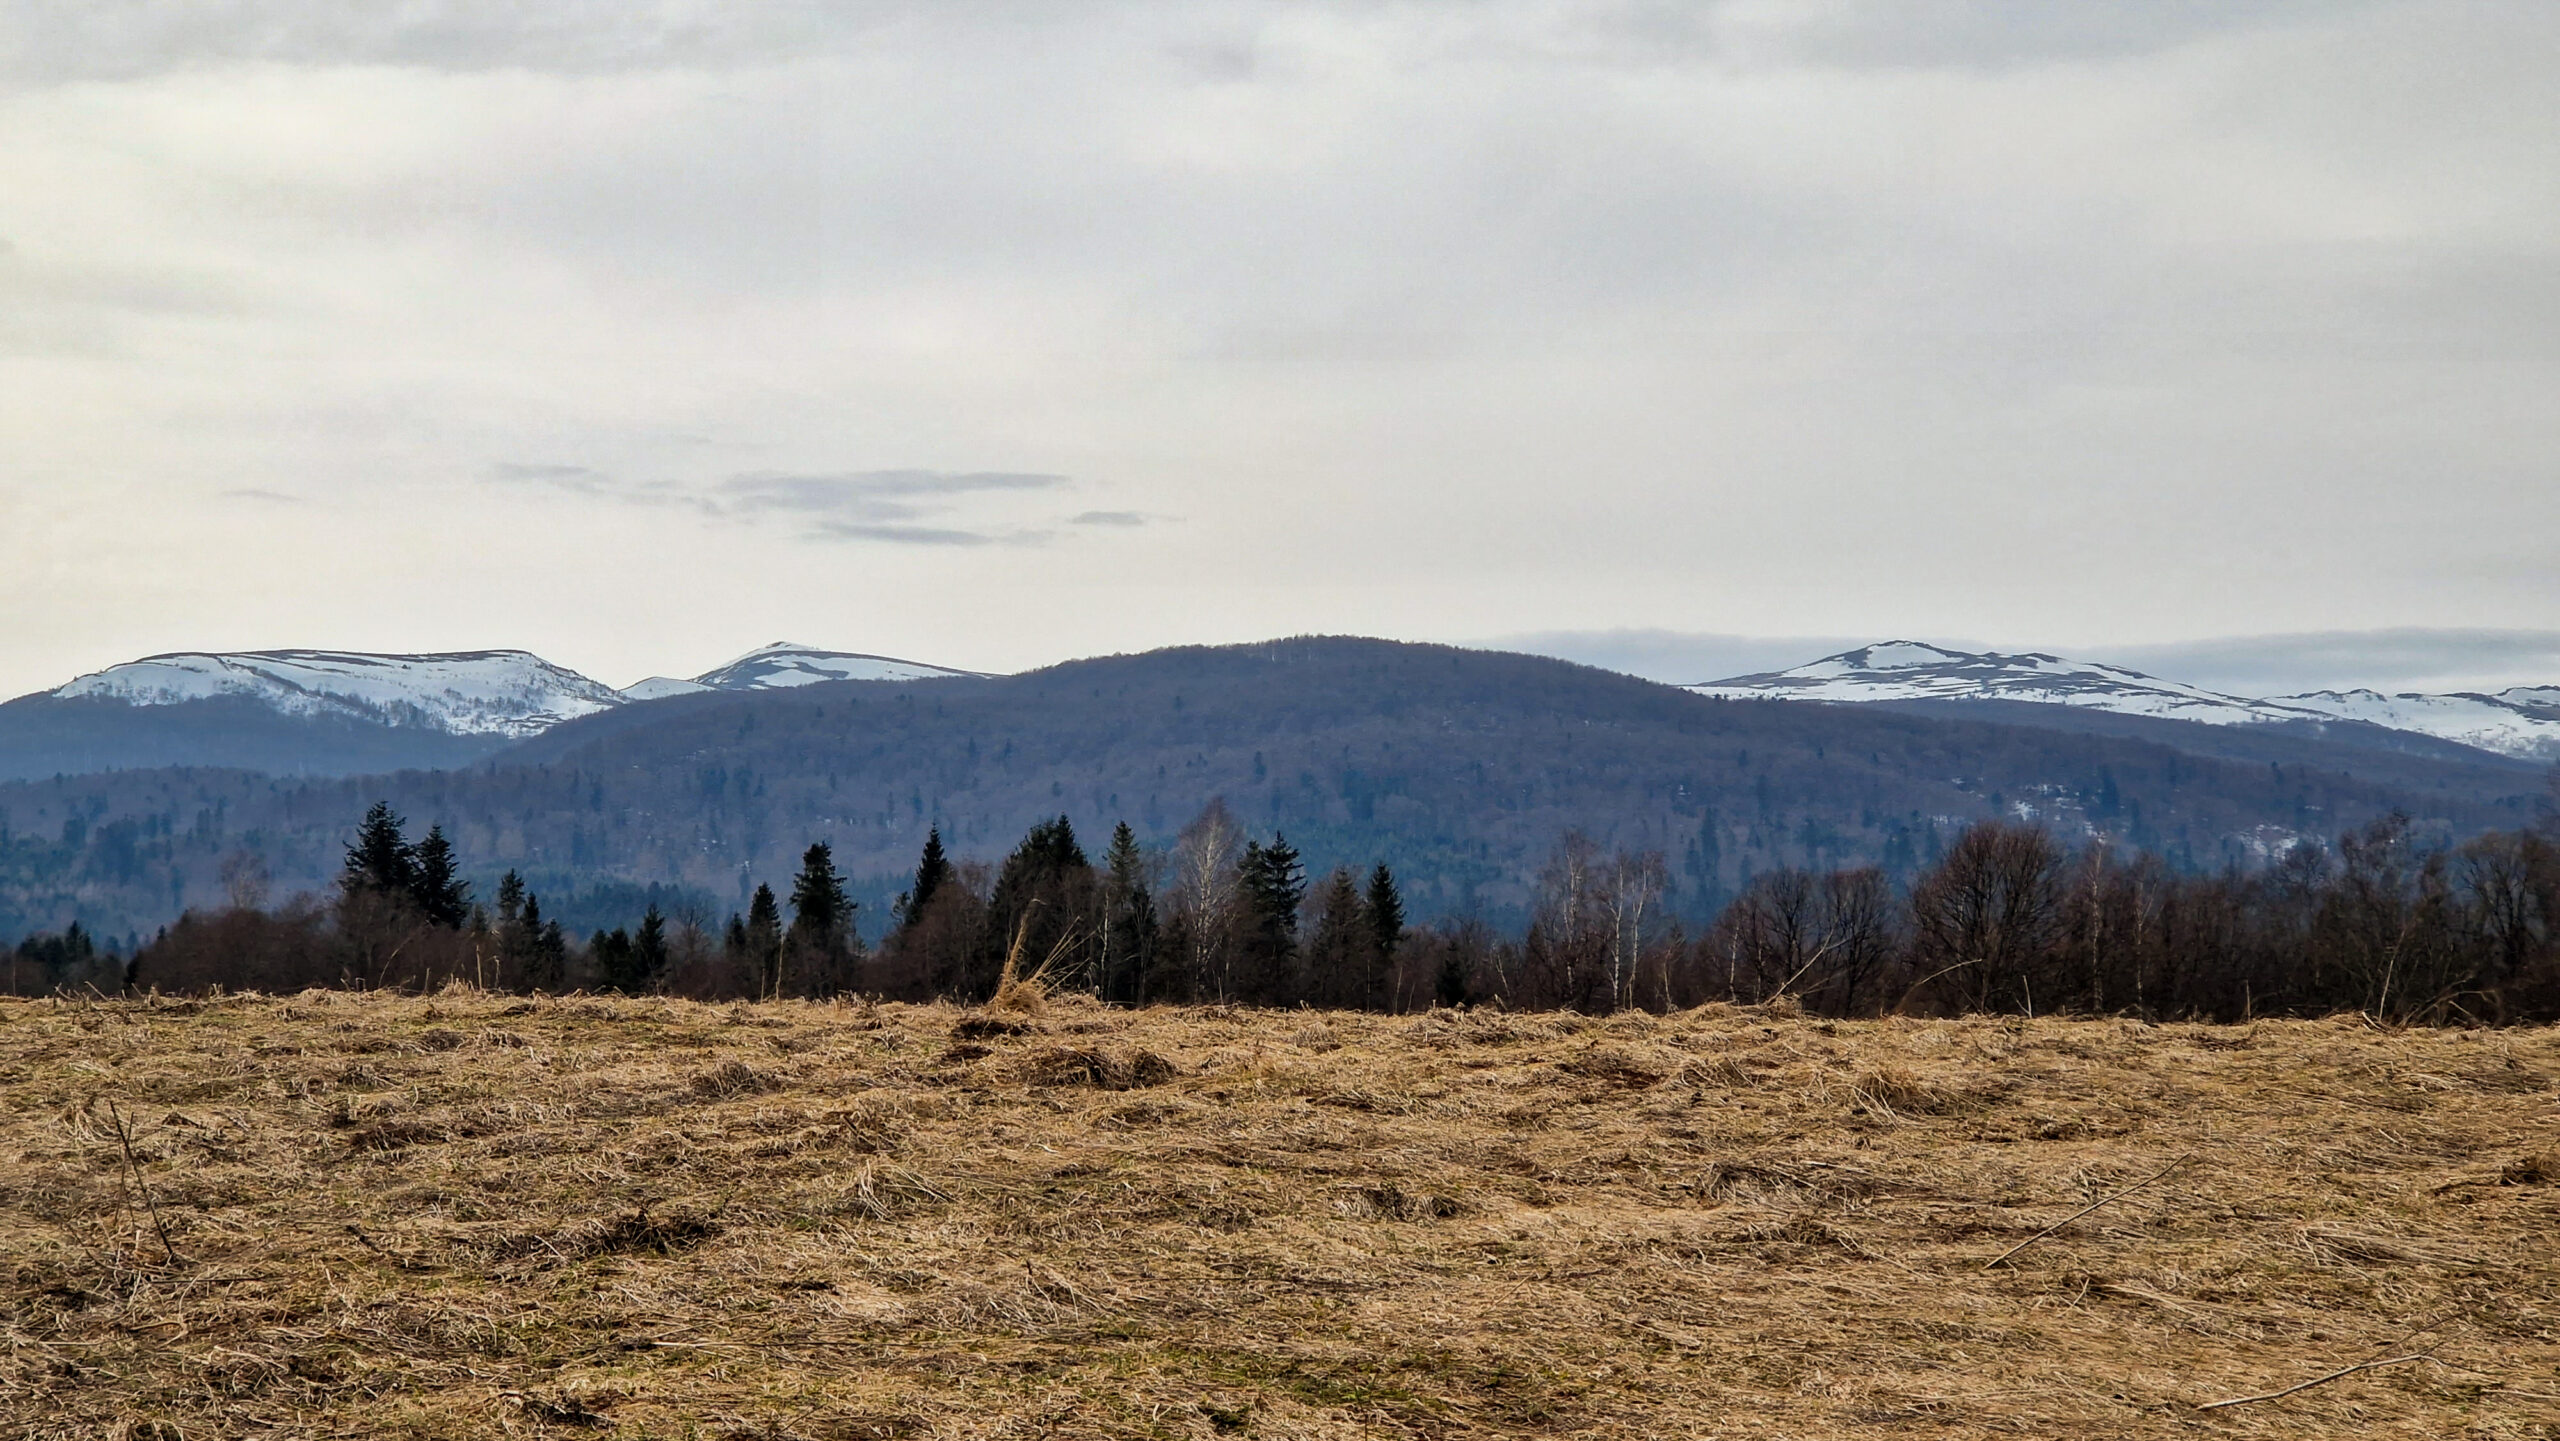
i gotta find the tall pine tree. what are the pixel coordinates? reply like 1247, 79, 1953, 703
341, 802, 417, 902
410, 825, 470, 928
1305, 866, 1367, 1009
1098, 821, 1157, 1006
785, 845, 858, 997
1236, 834, 1305, 1005
903, 827, 954, 931
982, 816, 1097, 997
1366, 863, 1405, 1006
633, 904, 669, 989
744, 884, 784, 998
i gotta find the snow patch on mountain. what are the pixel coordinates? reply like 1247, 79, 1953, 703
616, 675, 713, 701
53, 650, 623, 738
1689, 642, 2328, 727
1691, 641, 2560, 761
688, 642, 977, 691
2269, 689, 2560, 761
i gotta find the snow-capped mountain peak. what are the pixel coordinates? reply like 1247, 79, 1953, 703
1690, 642, 2323, 727
1689, 641, 2560, 761
52, 649, 623, 738
686, 642, 977, 691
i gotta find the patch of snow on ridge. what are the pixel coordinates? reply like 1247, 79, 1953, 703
53, 650, 622, 738
1688, 642, 2327, 727
689, 642, 978, 691
2270, 689, 2560, 761
1688, 641, 2560, 761
618, 676, 712, 701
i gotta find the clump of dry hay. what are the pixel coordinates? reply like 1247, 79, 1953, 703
3, 993, 2555, 1439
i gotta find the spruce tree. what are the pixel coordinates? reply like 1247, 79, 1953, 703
785, 843, 857, 996
1366, 864, 1404, 989
536, 918, 569, 992
745, 884, 784, 999
905, 827, 953, 930
341, 802, 417, 902
1306, 867, 1366, 1008
593, 927, 642, 994
982, 816, 1097, 997
1099, 821, 1157, 1005
410, 825, 471, 928
1236, 834, 1305, 1004
633, 904, 669, 990
721, 912, 753, 997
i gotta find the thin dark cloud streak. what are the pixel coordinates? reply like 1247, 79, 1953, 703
483, 463, 1072, 544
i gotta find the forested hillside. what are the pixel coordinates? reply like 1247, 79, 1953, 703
0, 639, 2543, 944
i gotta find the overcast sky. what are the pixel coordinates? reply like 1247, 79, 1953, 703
4, 1, 2554, 698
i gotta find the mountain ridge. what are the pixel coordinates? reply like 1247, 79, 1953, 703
1695, 641, 2560, 761
2, 636, 2542, 946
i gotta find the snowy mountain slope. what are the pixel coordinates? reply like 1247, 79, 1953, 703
685, 642, 978, 691
2270, 689, 2560, 761
1692, 641, 2560, 761
616, 675, 713, 701
53, 650, 623, 739
1689, 642, 2330, 727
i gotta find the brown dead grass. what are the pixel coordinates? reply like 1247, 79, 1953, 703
3, 992, 2558, 1439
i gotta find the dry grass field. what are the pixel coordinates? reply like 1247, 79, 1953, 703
2, 989, 2556, 1439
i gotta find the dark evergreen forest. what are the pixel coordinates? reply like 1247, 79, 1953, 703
16, 793, 2560, 1026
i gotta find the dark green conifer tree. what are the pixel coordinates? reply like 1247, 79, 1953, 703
341, 802, 417, 902
1305, 866, 1367, 1009
745, 884, 784, 999
536, 918, 569, 991
981, 816, 1097, 997
632, 904, 669, 990
1236, 834, 1305, 1005
1098, 821, 1156, 1005
593, 927, 642, 994
903, 827, 953, 931
410, 825, 470, 927
785, 845, 860, 997
1365, 863, 1404, 1006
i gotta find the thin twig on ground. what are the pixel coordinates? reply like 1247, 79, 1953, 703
2197, 1354, 2433, 1411
105, 1099, 183, 1267
1983, 1152, 2192, 1271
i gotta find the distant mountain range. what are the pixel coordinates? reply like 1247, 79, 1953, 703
10, 637, 2558, 773
0, 643, 974, 780
2, 637, 2544, 947
1692, 642, 2560, 762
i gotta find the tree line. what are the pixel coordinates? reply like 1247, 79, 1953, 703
11, 793, 2560, 1025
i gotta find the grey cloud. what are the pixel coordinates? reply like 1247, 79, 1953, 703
1068, 510, 1150, 527
480, 464, 1071, 542
808, 521, 1050, 548
220, 487, 306, 505
0, 2, 941, 82
722, 471, 1065, 515
5, 3, 2556, 700
0, 1, 2392, 85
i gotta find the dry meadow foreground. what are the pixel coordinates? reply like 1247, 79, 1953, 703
2, 992, 2556, 1439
